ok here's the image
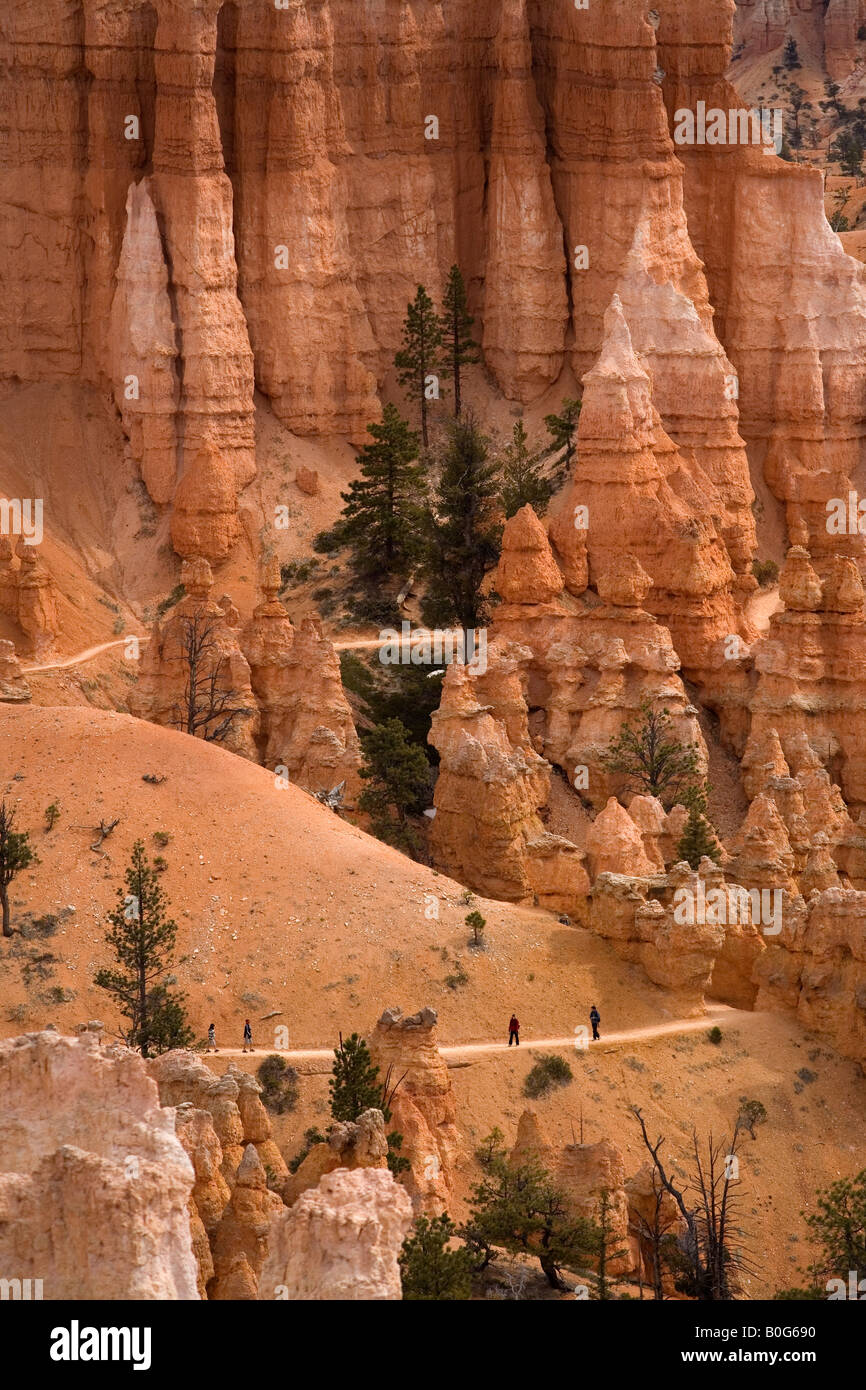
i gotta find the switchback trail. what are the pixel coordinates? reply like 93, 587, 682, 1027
23, 637, 147, 673
211, 1004, 746, 1063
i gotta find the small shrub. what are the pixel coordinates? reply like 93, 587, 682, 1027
287, 1126, 326, 1173
152, 831, 171, 847
707, 1026, 723, 1045
280, 559, 318, 589
523, 1053, 573, 1099
112, 617, 125, 635
256, 1054, 300, 1114
444, 960, 469, 990
466, 910, 486, 948
738, 1098, 768, 1139
153, 855, 168, 873
44, 803, 60, 832
156, 584, 185, 618
752, 558, 779, 588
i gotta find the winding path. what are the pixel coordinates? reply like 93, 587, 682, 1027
22, 637, 144, 674
210, 1004, 744, 1063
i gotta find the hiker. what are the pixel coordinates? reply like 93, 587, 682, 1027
242, 1018, 253, 1053
207, 1022, 218, 1053
589, 1005, 601, 1042
508, 1014, 520, 1047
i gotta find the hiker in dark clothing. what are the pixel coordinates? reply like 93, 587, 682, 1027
508, 1014, 520, 1046
207, 1022, 218, 1053
589, 1005, 601, 1041
242, 1019, 253, 1053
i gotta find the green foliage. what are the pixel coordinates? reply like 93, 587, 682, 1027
599, 698, 703, 808
803, 1169, 866, 1287
707, 1026, 723, 1045
830, 129, 864, 177
279, 558, 319, 587
156, 583, 185, 618
421, 413, 502, 631
339, 651, 443, 764
329, 1032, 409, 1176
44, 803, 60, 832
400, 1214, 474, 1300
0, 801, 38, 938
751, 558, 779, 588
93, 839, 189, 1055
439, 265, 479, 419
460, 1130, 601, 1289
287, 1126, 327, 1174
257, 1055, 300, 1114
544, 398, 581, 472
738, 1098, 768, 1139
676, 804, 722, 869
523, 1053, 574, 1100
329, 1033, 383, 1122
466, 909, 486, 946
331, 406, 425, 583
395, 285, 443, 448
499, 421, 553, 519
783, 36, 800, 70
358, 718, 432, 853
596, 1188, 629, 1300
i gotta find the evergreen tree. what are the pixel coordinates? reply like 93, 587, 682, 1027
400, 1214, 474, 1300
358, 717, 432, 854
422, 413, 502, 631
676, 804, 721, 869
332, 405, 425, 581
438, 265, 479, 418
783, 36, 801, 70
329, 1033, 383, 1121
395, 285, 443, 448
830, 129, 864, 178
804, 1169, 866, 1290
499, 420, 554, 518
599, 698, 702, 809
460, 1130, 601, 1290
0, 801, 37, 938
544, 398, 581, 472
328, 1031, 411, 1177
94, 840, 191, 1056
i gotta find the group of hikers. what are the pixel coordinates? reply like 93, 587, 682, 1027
507, 1005, 601, 1046
204, 1010, 603, 1054
205, 1019, 253, 1053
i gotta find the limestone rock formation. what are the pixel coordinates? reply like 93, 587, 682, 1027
259, 1167, 413, 1301
208, 1144, 284, 1301
586, 798, 657, 880
0, 639, 30, 702
369, 1007, 460, 1215
282, 1109, 388, 1208
242, 570, 361, 801
0, 1032, 198, 1300
0, 538, 60, 655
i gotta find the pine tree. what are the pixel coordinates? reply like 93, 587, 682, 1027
329, 1033, 383, 1121
333, 405, 424, 581
544, 398, 581, 472
400, 1215, 475, 1300
676, 804, 721, 869
783, 36, 801, 70
439, 265, 479, 418
395, 285, 443, 448
595, 1188, 629, 1299
422, 413, 502, 631
329, 1031, 411, 1177
499, 420, 553, 518
358, 717, 432, 854
94, 840, 191, 1056
0, 801, 37, 938
599, 698, 703, 808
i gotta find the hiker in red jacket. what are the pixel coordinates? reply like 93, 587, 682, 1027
508, 1014, 520, 1046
